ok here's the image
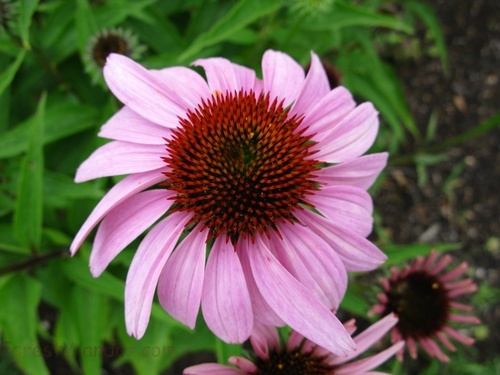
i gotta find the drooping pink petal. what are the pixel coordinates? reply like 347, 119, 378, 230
315, 152, 388, 190
249, 324, 280, 360
248, 236, 355, 356
269, 225, 347, 309
291, 52, 330, 118
335, 341, 405, 374
192, 57, 257, 94
125, 211, 191, 338
103, 54, 195, 128
330, 313, 398, 365
309, 185, 373, 237
183, 363, 244, 375
90, 189, 174, 276
70, 168, 167, 254
262, 50, 305, 108
300, 85, 356, 138
237, 240, 286, 327
158, 225, 207, 329
201, 237, 253, 343
294, 209, 387, 271
75, 141, 167, 182
150, 66, 211, 109
228, 357, 258, 373
314, 102, 379, 163
99, 106, 172, 144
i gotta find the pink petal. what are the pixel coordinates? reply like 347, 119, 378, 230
103, 54, 195, 128
314, 102, 379, 163
294, 209, 387, 271
75, 141, 167, 182
270, 225, 348, 310
335, 341, 405, 374
192, 57, 257, 94
201, 237, 253, 343
125, 211, 191, 338
99, 106, 172, 145
330, 313, 398, 365
237, 240, 285, 327
158, 226, 207, 329
248, 236, 355, 356
150, 66, 211, 109
315, 152, 389, 190
228, 356, 258, 373
291, 52, 330, 118
249, 324, 280, 360
90, 189, 174, 276
309, 185, 374, 237
70, 168, 166, 254
183, 363, 244, 375
262, 50, 305, 108
301, 86, 356, 138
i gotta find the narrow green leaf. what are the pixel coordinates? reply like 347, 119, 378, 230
301, 2, 414, 33
0, 49, 26, 98
75, 0, 98, 57
384, 243, 461, 266
407, 0, 449, 74
64, 255, 179, 323
340, 287, 370, 316
13, 93, 46, 251
19, 0, 40, 49
0, 102, 99, 160
0, 274, 49, 375
0, 224, 31, 254
215, 338, 242, 364
69, 286, 107, 375
178, 0, 282, 62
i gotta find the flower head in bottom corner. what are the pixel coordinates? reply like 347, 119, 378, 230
370, 249, 481, 362
184, 313, 404, 375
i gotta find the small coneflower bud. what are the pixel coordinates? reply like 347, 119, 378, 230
84, 27, 145, 84
370, 249, 481, 362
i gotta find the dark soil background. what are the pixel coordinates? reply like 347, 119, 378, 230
375, 0, 500, 366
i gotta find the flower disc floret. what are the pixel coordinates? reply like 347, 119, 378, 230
164, 90, 320, 243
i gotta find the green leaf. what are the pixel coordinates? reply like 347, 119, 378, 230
407, 0, 449, 74
75, 0, 98, 57
19, 0, 40, 49
384, 243, 461, 266
13, 93, 46, 251
44, 170, 104, 208
301, 2, 414, 33
0, 224, 31, 254
215, 338, 242, 364
64, 255, 179, 324
0, 102, 99, 160
69, 286, 107, 375
0, 274, 49, 375
178, 0, 282, 63
0, 49, 27, 98
340, 287, 370, 316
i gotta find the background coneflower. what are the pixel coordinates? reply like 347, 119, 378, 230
370, 249, 481, 362
84, 27, 145, 84
184, 313, 404, 374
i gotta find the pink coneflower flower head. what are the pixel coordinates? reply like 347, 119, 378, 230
184, 313, 404, 375
370, 249, 480, 362
71, 50, 388, 355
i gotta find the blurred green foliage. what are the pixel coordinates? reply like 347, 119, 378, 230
0, 0, 496, 374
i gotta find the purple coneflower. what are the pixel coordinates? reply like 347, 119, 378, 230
370, 250, 480, 362
71, 50, 388, 355
184, 313, 404, 374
